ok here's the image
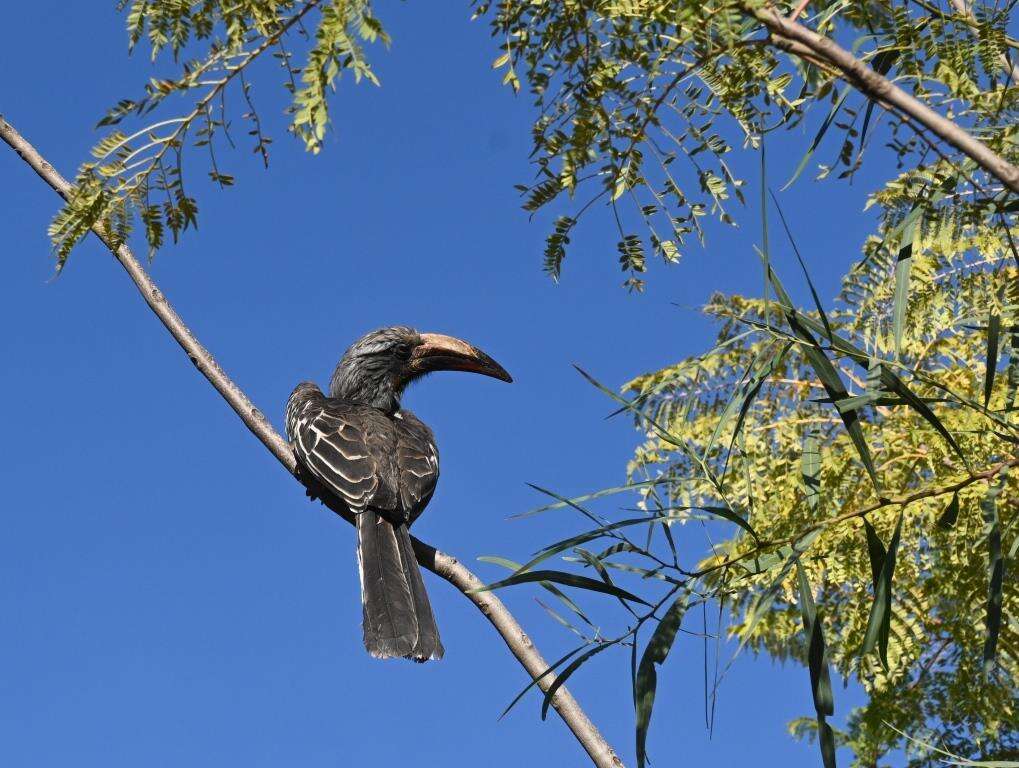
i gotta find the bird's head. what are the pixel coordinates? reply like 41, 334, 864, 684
329, 326, 512, 411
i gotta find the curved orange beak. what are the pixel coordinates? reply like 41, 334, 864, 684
408, 333, 512, 383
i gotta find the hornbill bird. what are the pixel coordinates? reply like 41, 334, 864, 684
285, 327, 512, 661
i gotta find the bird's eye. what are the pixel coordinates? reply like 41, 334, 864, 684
394, 343, 412, 360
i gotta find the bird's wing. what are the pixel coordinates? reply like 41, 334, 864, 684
292, 401, 398, 513
395, 409, 439, 522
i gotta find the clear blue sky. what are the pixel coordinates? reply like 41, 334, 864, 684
1, 4, 886, 767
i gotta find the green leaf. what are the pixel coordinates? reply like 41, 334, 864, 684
757, 252, 879, 488
478, 556, 595, 628
781, 86, 851, 191
478, 555, 523, 571
817, 719, 837, 768
802, 431, 821, 513
797, 567, 834, 717
981, 480, 1005, 672
797, 567, 836, 768
476, 569, 652, 606
937, 492, 960, 530
984, 312, 1001, 409
856, 50, 898, 165
513, 480, 662, 519
861, 512, 903, 669
636, 593, 690, 767
735, 530, 822, 652
748, 280, 975, 450
862, 518, 886, 589
698, 505, 759, 540
877, 365, 966, 462
508, 509, 750, 577
892, 215, 917, 359
541, 641, 616, 720
573, 547, 639, 616
770, 189, 834, 340
497, 644, 588, 720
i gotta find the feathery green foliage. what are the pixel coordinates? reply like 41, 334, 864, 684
49, 0, 386, 269
474, 0, 1018, 288
471, 1, 1018, 766
43, 1, 1019, 766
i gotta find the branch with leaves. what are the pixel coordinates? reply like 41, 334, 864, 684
0, 115, 624, 768
480, 0, 1017, 285
10, 1, 1019, 766
48, 0, 390, 269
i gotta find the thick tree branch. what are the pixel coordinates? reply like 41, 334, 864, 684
0, 115, 623, 768
752, 5, 1019, 194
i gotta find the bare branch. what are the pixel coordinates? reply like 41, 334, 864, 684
0, 114, 624, 768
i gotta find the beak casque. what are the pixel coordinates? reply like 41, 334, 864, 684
409, 333, 513, 383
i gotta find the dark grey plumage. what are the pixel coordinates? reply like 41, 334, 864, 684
286, 326, 510, 662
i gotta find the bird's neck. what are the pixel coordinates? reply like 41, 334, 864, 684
329, 363, 403, 413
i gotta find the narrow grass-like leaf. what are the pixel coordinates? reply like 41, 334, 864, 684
797, 566, 837, 768
525, 482, 608, 528
539, 582, 597, 629
984, 312, 1001, 409
745, 284, 982, 447
757, 251, 879, 488
862, 512, 903, 669
574, 546, 639, 615
511, 512, 714, 576
892, 214, 918, 358
781, 86, 850, 190
476, 569, 652, 606
817, 720, 837, 768
804, 343, 878, 487
724, 341, 792, 469
937, 492, 960, 530
705, 353, 760, 463
736, 528, 822, 577
581, 560, 678, 583
636, 593, 690, 767
855, 51, 897, 166
514, 480, 662, 519
877, 366, 965, 461
498, 644, 587, 720
981, 480, 1004, 672
698, 505, 759, 539
797, 567, 834, 716
735, 533, 818, 654
802, 431, 821, 513
596, 541, 645, 560
478, 556, 597, 628
862, 518, 886, 589
541, 641, 616, 720
535, 598, 587, 639
770, 189, 834, 340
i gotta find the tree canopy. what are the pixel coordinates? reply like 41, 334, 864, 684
31, 1, 1019, 767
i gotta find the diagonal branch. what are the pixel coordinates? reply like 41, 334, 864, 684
752, 5, 1019, 194
0, 114, 624, 768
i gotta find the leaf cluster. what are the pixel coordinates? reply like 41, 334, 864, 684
49, 0, 386, 268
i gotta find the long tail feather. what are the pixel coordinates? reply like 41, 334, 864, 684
356, 511, 418, 659
395, 524, 444, 661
